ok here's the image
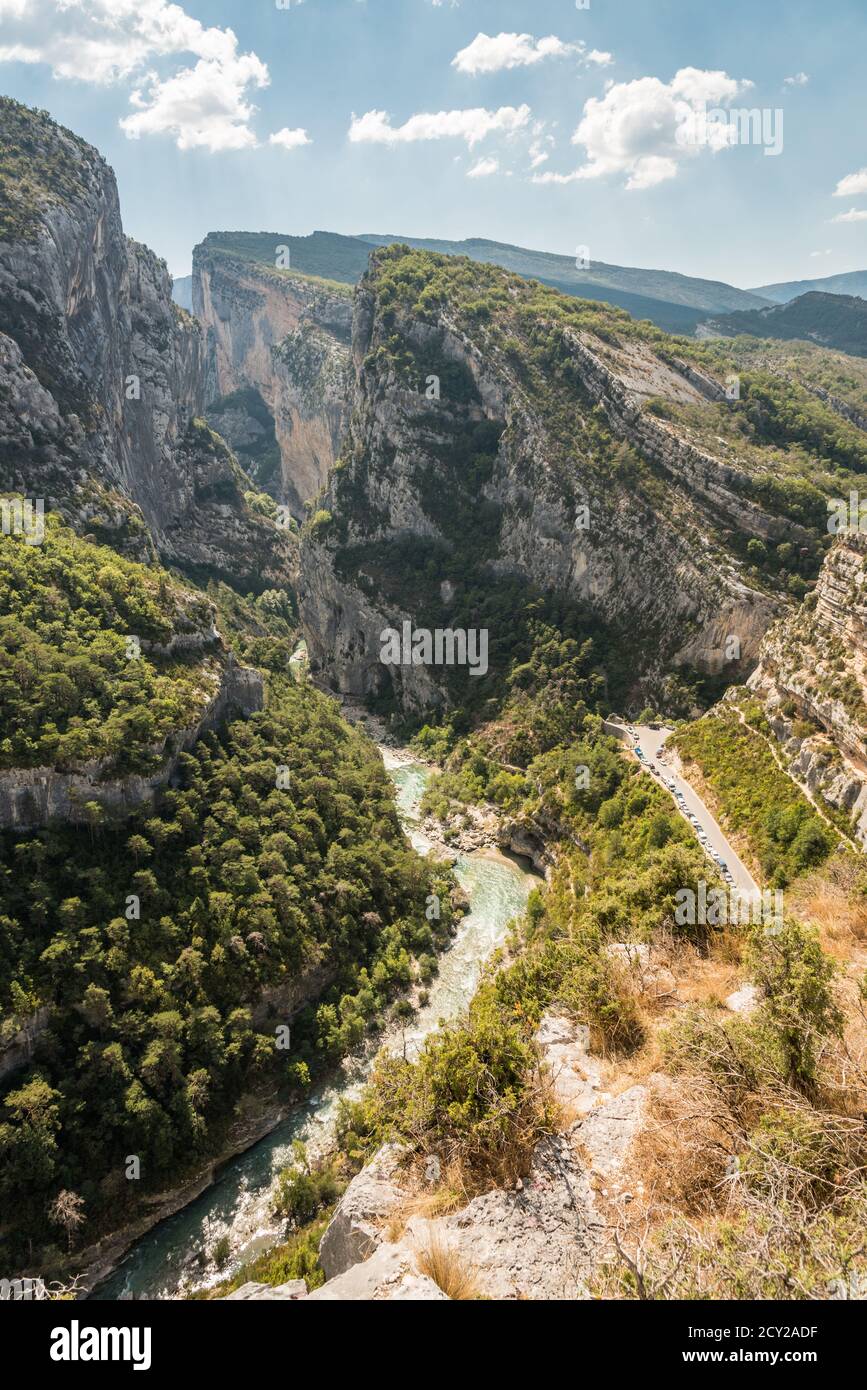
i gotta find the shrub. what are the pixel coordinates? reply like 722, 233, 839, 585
748, 918, 842, 1089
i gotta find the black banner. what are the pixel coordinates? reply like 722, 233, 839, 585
5, 1297, 862, 1377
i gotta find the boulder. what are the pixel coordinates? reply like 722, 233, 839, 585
317, 1143, 408, 1280
725, 983, 760, 1016
306, 1243, 446, 1301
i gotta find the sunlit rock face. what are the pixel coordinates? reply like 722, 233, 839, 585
193, 239, 352, 518
749, 531, 867, 843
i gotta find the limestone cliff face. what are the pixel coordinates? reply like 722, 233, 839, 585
0, 102, 293, 587
193, 240, 352, 516
749, 532, 867, 840
298, 251, 787, 713
0, 110, 200, 539
0, 1005, 51, 1083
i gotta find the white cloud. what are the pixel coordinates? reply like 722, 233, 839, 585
348, 104, 531, 148
121, 52, 269, 152
531, 168, 581, 186
810, 249, 832, 257
834, 168, 867, 198
0, 0, 240, 83
526, 121, 554, 171
831, 208, 867, 224
533, 67, 751, 190
452, 32, 614, 76
668, 67, 746, 106
783, 72, 809, 85
0, 0, 275, 151
467, 156, 499, 178
269, 126, 311, 151
0, 43, 41, 62
453, 32, 580, 76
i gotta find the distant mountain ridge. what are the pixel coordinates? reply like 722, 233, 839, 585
357, 233, 768, 313
700, 291, 867, 358
750, 269, 867, 304
181, 229, 769, 334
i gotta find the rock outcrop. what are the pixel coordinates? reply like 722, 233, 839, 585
318, 1143, 407, 1280
193, 238, 353, 517
402, 1131, 597, 1301
225, 1279, 307, 1301
229, 1013, 660, 1301
0, 1005, 52, 1082
306, 1244, 447, 1301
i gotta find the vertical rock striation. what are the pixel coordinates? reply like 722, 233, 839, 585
193, 237, 353, 517
0, 100, 293, 586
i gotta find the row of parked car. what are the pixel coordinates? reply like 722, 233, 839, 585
630, 732, 736, 887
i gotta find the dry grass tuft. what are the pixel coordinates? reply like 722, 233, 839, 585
789, 857, 867, 957
416, 1227, 481, 1300
384, 1161, 470, 1243
625, 1077, 735, 1218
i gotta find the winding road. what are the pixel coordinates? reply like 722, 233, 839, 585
605, 720, 760, 896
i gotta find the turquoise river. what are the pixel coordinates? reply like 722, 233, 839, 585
93, 755, 535, 1299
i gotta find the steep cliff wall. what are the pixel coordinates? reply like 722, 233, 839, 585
748, 531, 867, 840
0, 100, 293, 587
193, 239, 352, 516
298, 247, 790, 714
0, 104, 196, 533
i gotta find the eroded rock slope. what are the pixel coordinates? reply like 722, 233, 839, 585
749, 530, 867, 840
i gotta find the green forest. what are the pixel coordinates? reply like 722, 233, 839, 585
0, 526, 459, 1272
0, 518, 218, 772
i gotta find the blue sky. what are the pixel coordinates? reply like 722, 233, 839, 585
1, 0, 865, 287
